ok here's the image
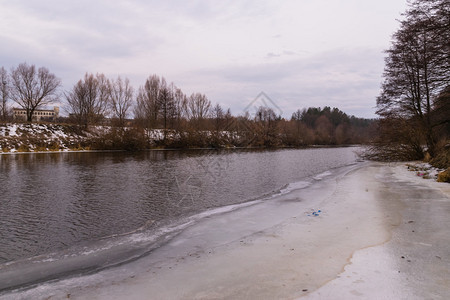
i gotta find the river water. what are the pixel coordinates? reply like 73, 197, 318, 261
0, 147, 360, 292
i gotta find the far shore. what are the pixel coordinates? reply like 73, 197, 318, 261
0, 149, 126, 155
4, 161, 449, 300
0, 144, 361, 155
0, 122, 370, 154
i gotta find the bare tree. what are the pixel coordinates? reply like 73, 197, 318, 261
172, 86, 187, 130
376, 0, 450, 158
187, 93, 211, 122
96, 73, 110, 116
10, 63, 61, 122
134, 75, 161, 128
0, 67, 9, 121
223, 108, 233, 131
211, 103, 224, 133
254, 106, 279, 147
109, 76, 133, 127
157, 79, 177, 139
65, 73, 109, 127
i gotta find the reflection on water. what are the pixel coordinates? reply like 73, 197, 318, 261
0, 148, 359, 263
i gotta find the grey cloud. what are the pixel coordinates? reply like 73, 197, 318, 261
211, 48, 383, 85
283, 50, 297, 56
266, 53, 281, 58
265, 50, 298, 59
186, 48, 384, 118
6, 1, 166, 57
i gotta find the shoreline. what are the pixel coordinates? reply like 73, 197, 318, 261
0, 144, 361, 155
2, 162, 449, 299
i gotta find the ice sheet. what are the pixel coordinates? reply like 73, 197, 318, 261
304, 163, 450, 300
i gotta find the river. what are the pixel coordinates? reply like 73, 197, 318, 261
0, 147, 361, 293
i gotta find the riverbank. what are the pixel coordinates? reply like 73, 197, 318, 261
0, 122, 368, 153
2, 162, 449, 299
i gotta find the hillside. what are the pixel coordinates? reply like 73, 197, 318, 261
0, 123, 91, 152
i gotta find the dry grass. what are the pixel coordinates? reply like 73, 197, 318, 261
437, 168, 450, 183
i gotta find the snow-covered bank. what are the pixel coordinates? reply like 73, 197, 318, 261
0, 123, 160, 152
0, 123, 90, 152
2, 162, 449, 299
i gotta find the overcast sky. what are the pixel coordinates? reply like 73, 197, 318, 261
0, 0, 407, 118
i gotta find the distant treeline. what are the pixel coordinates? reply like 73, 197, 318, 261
77, 105, 376, 150
0, 65, 375, 150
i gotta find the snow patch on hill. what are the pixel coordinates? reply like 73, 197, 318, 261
0, 123, 90, 153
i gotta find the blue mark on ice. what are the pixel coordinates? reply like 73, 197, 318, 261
307, 209, 322, 217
